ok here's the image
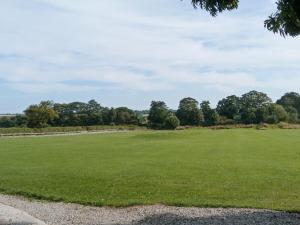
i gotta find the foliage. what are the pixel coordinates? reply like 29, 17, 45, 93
1, 91, 300, 129
148, 101, 179, 129
176, 97, 203, 126
0, 115, 27, 128
285, 106, 299, 123
136, 114, 148, 126
25, 101, 58, 128
200, 101, 220, 126
191, 0, 300, 37
164, 113, 180, 129
276, 92, 300, 123
53, 100, 103, 126
277, 92, 300, 114
266, 104, 288, 124
191, 0, 238, 16
0, 117, 15, 128
239, 91, 272, 124
264, 0, 300, 37
52, 100, 138, 127
148, 101, 169, 129
240, 91, 272, 109
114, 107, 138, 125
216, 95, 240, 119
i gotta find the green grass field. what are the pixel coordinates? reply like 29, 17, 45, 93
0, 129, 299, 211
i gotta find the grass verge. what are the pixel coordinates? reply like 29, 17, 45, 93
0, 129, 299, 212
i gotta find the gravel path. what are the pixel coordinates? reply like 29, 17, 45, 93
0, 194, 299, 225
0, 202, 46, 225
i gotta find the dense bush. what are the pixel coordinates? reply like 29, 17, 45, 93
217, 95, 240, 119
0, 115, 27, 128
266, 104, 288, 124
176, 97, 203, 126
200, 101, 220, 126
0, 117, 17, 128
148, 101, 179, 130
164, 114, 180, 130
115, 107, 138, 125
25, 101, 58, 128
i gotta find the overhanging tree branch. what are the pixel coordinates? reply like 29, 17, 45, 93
190, 0, 300, 37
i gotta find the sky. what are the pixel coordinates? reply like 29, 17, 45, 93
0, 0, 300, 113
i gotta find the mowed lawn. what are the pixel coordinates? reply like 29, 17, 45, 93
0, 129, 299, 211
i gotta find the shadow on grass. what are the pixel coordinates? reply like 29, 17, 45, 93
113, 211, 300, 225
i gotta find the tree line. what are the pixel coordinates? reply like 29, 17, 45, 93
1, 91, 300, 130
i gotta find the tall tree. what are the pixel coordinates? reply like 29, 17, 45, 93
115, 107, 138, 125
148, 101, 179, 129
266, 104, 288, 124
284, 106, 299, 123
239, 91, 272, 124
277, 92, 300, 114
86, 100, 103, 125
200, 101, 220, 126
148, 101, 170, 129
216, 95, 240, 119
176, 97, 203, 126
25, 101, 58, 128
240, 91, 272, 109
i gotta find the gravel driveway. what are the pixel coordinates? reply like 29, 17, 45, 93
0, 194, 299, 225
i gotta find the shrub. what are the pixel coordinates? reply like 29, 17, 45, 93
278, 122, 300, 129
218, 116, 236, 125
164, 114, 180, 130
256, 123, 268, 130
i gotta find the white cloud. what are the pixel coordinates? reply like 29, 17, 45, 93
0, 0, 299, 106
9, 83, 98, 93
